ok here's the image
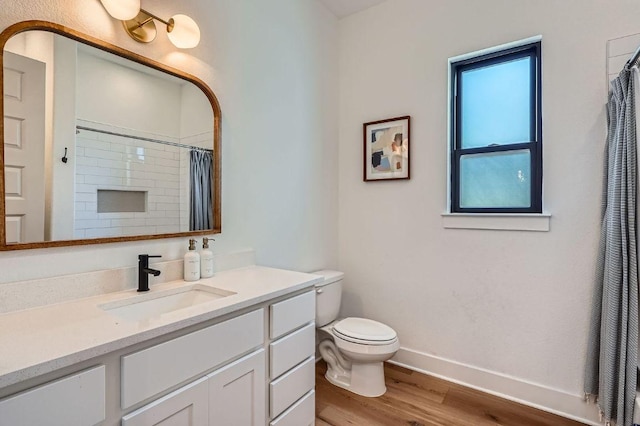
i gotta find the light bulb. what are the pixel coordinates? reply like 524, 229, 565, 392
100, 0, 140, 20
167, 14, 200, 49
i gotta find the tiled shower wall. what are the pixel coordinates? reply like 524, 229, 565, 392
74, 120, 184, 238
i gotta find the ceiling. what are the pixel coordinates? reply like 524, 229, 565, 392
319, 0, 388, 18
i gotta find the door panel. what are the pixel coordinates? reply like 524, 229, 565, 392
208, 349, 266, 426
3, 51, 46, 243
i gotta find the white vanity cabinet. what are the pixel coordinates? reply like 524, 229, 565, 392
119, 288, 316, 426
0, 279, 318, 426
268, 290, 316, 425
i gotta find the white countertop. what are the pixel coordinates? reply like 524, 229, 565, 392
0, 265, 321, 389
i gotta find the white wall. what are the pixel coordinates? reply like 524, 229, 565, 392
337, 0, 640, 422
180, 83, 213, 140
0, 0, 338, 282
76, 51, 183, 138
50, 35, 77, 240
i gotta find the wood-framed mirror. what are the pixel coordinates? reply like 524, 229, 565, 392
0, 21, 221, 251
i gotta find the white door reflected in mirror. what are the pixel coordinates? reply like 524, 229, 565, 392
3, 51, 46, 244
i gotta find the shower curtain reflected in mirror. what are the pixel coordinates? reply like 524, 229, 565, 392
190, 149, 213, 231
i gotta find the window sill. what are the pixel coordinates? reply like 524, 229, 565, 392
441, 213, 551, 232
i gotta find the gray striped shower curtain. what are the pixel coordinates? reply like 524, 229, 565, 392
585, 66, 639, 426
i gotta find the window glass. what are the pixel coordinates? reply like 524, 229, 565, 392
460, 56, 532, 149
459, 149, 531, 208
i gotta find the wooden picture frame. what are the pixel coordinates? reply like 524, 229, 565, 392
363, 116, 410, 181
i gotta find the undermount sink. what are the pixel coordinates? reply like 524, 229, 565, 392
100, 284, 236, 321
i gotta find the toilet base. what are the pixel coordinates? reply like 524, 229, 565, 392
325, 361, 387, 397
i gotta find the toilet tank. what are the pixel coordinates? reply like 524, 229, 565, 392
312, 270, 344, 327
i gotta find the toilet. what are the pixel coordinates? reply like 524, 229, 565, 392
313, 270, 399, 397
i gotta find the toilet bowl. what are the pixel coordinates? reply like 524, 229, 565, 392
313, 270, 399, 397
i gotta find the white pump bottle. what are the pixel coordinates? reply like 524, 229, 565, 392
184, 238, 201, 281
200, 237, 215, 278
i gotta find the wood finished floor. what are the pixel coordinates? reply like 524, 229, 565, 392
315, 361, 585, 426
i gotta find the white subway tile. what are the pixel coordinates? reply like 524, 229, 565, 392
77, 138, 111, 150
75, 219, 111, 229
110, 218, 147, 227
98, 212, 136, 220
85, 227, 123, 238
148, 195, 179, 204
125, 178, 155, 187
75, 193, 97, 202
156, 202, 180, 212
85, 148, 122, 161
98, 159, 131, 169
155, 157, 180, 168
164, 180, 181, 189
146, 217, 175, 226
76, 157, 99, 167
76, 165, 111, 176
75, 211, 98, 220
84, 175, 124, 186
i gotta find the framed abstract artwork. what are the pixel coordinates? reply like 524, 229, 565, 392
363, 116, 410, 181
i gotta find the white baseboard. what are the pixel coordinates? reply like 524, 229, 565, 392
390, 347, 601, 426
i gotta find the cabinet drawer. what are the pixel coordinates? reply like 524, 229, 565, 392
0, 365, 105, 426
270, 390, 315, 426
270, 322, 315, 379
122, 309, 264, 409
269, 356, 315, 419
270, 290, 315, 339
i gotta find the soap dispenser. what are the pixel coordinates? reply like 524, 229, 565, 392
200, 237, 215, 278
184, 239, 201, 281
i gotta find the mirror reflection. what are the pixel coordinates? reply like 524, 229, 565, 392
3, 30, 216, 245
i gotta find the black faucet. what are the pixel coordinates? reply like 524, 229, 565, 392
138, 254, 162, 292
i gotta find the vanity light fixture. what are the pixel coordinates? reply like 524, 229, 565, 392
99, 0, 140, 20
100, 0, 200, 48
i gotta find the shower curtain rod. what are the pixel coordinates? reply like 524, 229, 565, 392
75, 125, 213, 153
626, 44, 640, 69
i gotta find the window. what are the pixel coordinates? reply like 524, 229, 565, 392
450, 41, 542, 213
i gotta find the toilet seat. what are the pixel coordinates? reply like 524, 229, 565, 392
333, 317, 397, 346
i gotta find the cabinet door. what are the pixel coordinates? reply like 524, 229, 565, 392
122, 377, 208, 426
208, 349, 266, 426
